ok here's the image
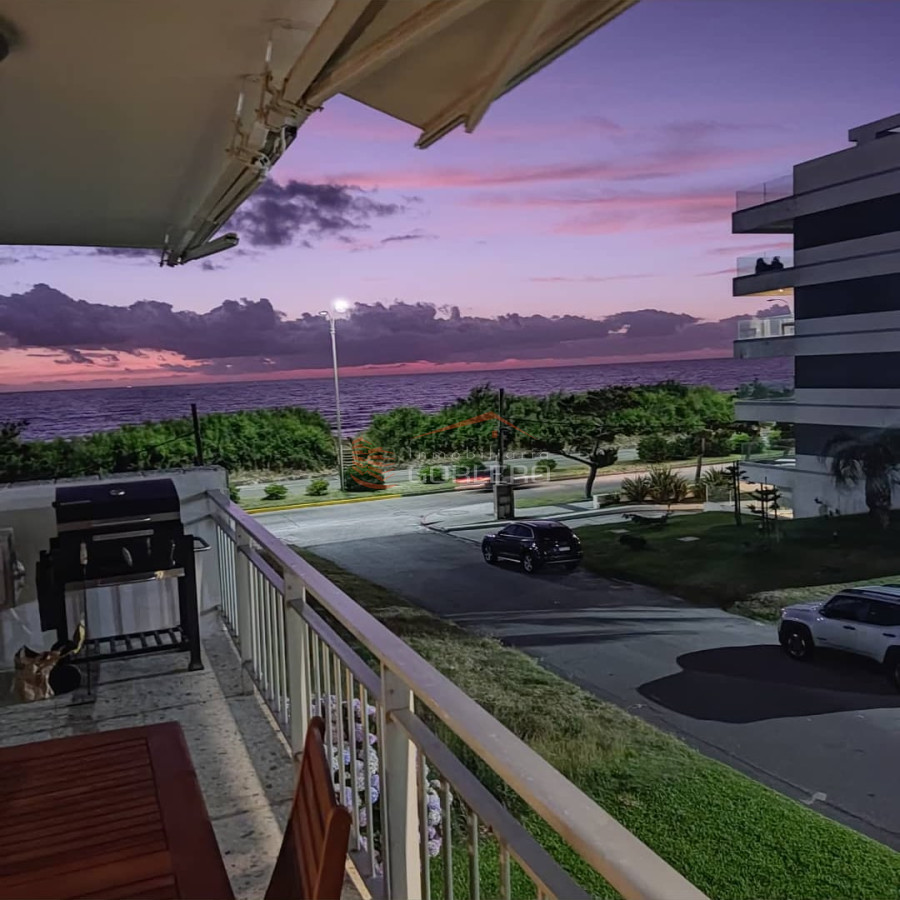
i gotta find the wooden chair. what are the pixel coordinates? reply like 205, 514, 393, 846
265, 717, 352, 900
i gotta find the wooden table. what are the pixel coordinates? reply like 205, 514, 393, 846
0, 723, 234, 899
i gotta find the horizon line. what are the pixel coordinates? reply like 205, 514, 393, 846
0, 350, 739, 395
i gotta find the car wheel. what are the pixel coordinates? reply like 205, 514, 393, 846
482, 544, 496, 564
782, 625, 813, 661
521, 551, 540, 574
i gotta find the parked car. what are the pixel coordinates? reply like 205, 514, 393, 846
481, 520, 582, 573
778, 585, 900, 689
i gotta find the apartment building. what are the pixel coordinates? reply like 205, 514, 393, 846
732, 112, 900, 518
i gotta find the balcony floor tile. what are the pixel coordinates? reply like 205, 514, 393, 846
0, 614, 292, 900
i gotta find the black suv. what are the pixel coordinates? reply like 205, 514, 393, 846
482, 520, 582, 573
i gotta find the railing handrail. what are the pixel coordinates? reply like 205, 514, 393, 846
208, 491, 708, 900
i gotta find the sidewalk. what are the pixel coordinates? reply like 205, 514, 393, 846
426, 500, 705, 534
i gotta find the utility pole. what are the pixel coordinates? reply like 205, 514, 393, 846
191, 403, 204, 466
497, 387, 505, 478
493, 388, 514, 520
329, 315, 345, 490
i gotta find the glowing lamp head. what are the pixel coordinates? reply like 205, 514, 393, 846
332, 298, 350, 314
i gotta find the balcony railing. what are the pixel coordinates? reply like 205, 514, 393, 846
737, 316, 795, 340
735, 174, 793, 210
736, 252, 794, 278
208, 492, 707, 900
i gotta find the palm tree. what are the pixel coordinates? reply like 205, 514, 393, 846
822, 429, 900, 528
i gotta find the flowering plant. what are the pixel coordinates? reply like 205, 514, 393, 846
312, 694, 448, 859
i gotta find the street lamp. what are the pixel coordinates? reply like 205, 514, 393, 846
319, 299, 350, 489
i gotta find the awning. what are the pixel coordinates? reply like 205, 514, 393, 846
0, 0, 636, 264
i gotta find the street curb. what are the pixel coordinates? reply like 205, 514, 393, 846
244, 493, 403, 514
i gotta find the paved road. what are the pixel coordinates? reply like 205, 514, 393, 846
252, 463, 715, 545
236, 449, 642, 501
261, 505, 900, 849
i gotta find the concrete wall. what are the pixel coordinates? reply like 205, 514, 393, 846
0, 467, 227, 669
789, 456, 871, 519
744, 456, 877, 519
794, 131, 900, 194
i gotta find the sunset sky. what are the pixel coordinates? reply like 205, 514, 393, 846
1, 0, 898, 390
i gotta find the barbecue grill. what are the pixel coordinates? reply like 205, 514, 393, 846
35, 478, 203, 670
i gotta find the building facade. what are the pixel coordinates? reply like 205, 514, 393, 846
732, 112, 900, 518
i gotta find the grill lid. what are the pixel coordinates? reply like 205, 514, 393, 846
54, 479, 180, 526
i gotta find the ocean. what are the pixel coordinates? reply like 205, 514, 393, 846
0, 356, 792, 441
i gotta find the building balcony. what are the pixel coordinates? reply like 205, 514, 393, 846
0, 468, 705, 900
735, 175, 794, 211
733, 174, 795, 234
734, 315, 795, 359
734, 396, 797, 424
737, 315, 795, 340
733, 252, 795, 297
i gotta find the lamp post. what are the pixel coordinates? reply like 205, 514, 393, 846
319, 299, 349, 490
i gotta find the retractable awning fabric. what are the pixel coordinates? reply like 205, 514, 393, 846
0, 0, 635, 264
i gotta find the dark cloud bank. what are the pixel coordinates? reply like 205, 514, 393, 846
0, 285, 787, 375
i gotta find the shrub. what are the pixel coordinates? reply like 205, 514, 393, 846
666, 435, 694, 460
454, 457, 484, 477
621, 475, 652, 502
703, 432, 732, 456
345, 462, 386, 492
637, 435, 669, 463
418, 465, 445, 484
700, 468, 732, 488
647, 465, 690, 505
306, 478, 329, 497
534, 458, 558, 474
228, 485, 240, 503
728, 431, 753, 454
263, 483, 288, 501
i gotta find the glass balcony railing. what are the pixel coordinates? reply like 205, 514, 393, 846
735, 174, 793, 210
737, 315, 795, 340
736, 251, 794, 278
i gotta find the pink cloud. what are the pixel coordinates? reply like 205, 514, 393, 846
554, 190, 735, 235
467, 187, 735, 235
529, 274, 658, 283
310, 137, 812, 192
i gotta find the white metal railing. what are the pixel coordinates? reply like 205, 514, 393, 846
735, 174, 793, 210
207, 492, 708, 900
737, 315, 795, 340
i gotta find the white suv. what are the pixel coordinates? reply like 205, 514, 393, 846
779, 586, 900, 690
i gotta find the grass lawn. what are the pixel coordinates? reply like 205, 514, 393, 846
577, 511, 900, 610
297, 548, 900, 900
734, 575, 900, 622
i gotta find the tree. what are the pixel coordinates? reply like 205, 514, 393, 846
822, 429, 900, 529
0, 419, 27, 482
530, 388, 639, 499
